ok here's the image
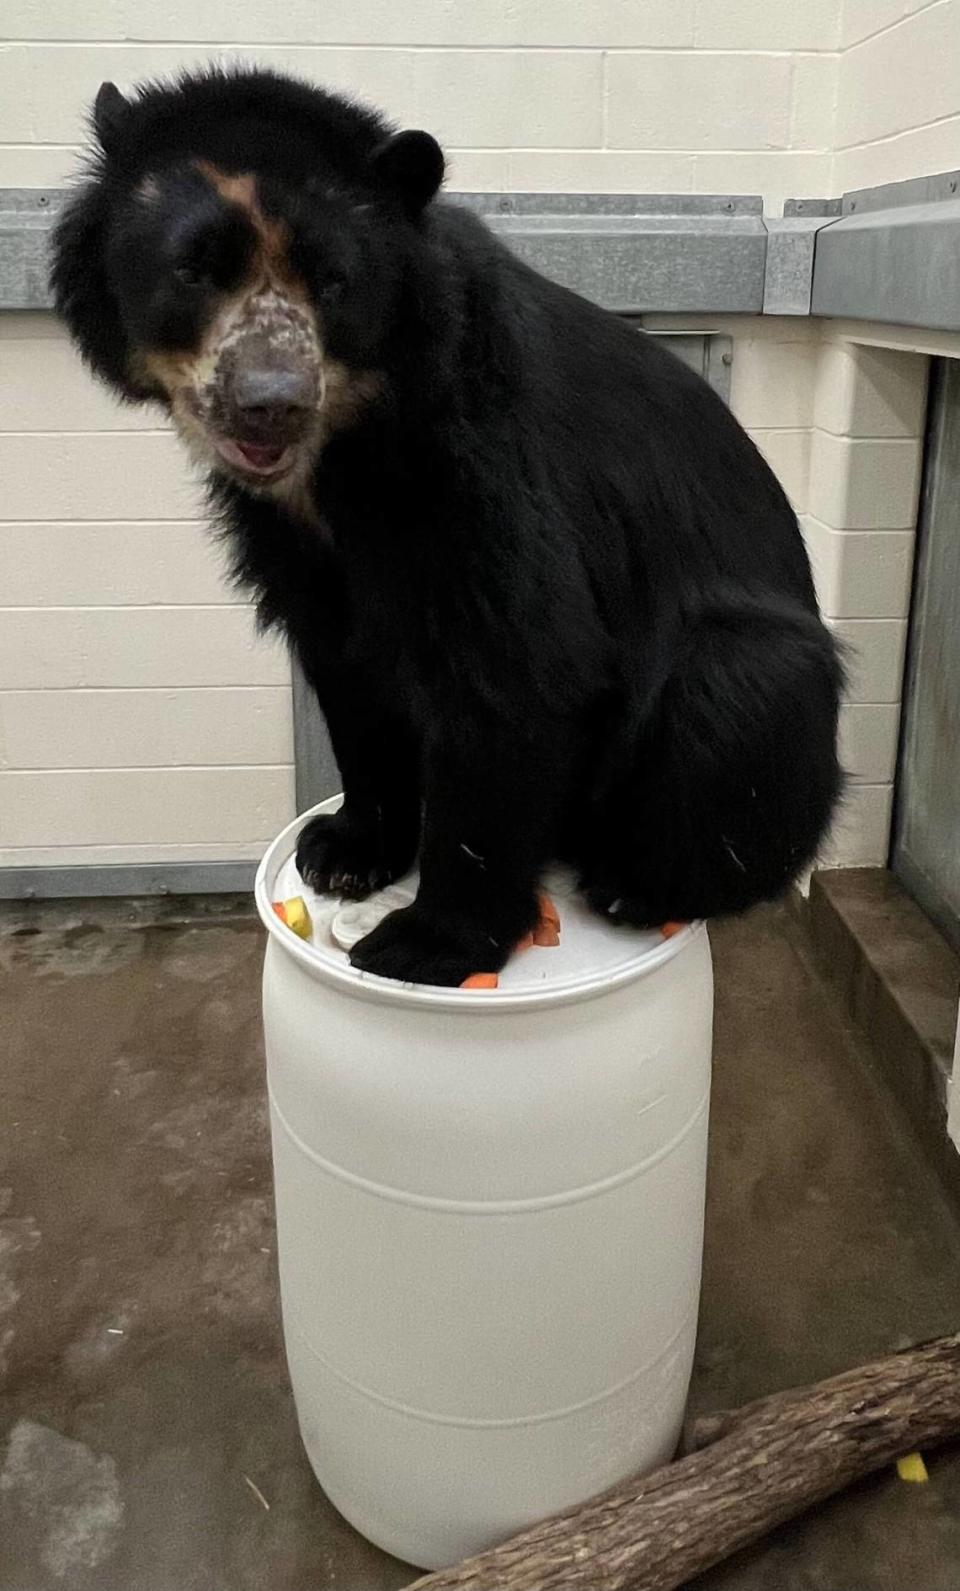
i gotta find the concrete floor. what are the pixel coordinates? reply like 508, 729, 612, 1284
2, 897, 959, 1590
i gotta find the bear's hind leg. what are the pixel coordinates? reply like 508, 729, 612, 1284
582, 595, 844, 927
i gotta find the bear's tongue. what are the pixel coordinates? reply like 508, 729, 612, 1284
236, 441, 285, 470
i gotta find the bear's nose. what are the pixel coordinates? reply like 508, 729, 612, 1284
232, 365, 316, 434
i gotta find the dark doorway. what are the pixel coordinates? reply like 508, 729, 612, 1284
892, 357, 960, 953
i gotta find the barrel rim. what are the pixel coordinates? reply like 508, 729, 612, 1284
255, 799, 705, 1012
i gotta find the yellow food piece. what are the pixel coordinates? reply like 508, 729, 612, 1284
896, 1452, 929, 1483
278, 896, 312, 940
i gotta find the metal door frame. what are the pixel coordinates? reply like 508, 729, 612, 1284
891, 356, 960, 954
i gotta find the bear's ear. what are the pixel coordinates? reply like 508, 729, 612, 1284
371, 130, 445, 215
93, 82, 130, 151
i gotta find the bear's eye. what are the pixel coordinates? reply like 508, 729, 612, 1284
318, 273, 346, 307
173, 260, 207, 290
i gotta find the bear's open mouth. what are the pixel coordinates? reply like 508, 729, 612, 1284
214, 437, 296, 479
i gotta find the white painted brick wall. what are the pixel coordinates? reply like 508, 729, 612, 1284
1, 1, 701, 48
3, 1, 954, 873
834, 0, 960, 193
806, 338, 928, 865
0, 606, 289, 692
606, 53, 794, 153
0, 1, 842, 209
749, 429, 811, 513
3, 767, 293, 848
0, 5, 842, 868
0, 316, 294, 868
807, 433, 923, 530
649, 316, 929, 869
820, 784, 895, 866
2, 47, 607, 154
0, 690, 293, 769
801, 520, 914, 617
732, 327, 926, 869
728, 335, 817, 429
813, 340, 929, 436
5, 307, 925, 873
838, 703, 902, 782
832, 618, 909, 703
0, 524, 239, 607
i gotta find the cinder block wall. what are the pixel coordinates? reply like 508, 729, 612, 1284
834, 0, 960, 194
0, 1, 839, 202
1, 0, 959, 872
646, 313, 929, 866
724, 326, 927, 869
0, 314, 292, 870
806, 339, 927, 865
0, 0, 841, 871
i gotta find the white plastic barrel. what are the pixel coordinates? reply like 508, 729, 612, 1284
256, 798, 713, 1570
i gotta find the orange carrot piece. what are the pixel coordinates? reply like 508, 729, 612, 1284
661, 920, 687, 939
460, 972, 500, 989
538, 892, 561, 928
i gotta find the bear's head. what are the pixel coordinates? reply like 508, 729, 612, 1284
51, 68, 445, 499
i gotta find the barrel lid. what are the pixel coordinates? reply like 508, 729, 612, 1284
256, 801, 702, 1011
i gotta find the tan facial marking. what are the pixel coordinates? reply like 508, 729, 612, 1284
127, 163, 383, 520
131, 346, 202, 402
194, 160, 297, 289
319, 361, 382, 435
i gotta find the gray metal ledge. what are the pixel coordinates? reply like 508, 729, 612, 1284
457, 193, 768, 312
763, 200, 841, 316
2, 189, 769, 315
0, 861, 258, 899
811, 170, 960, 332
0, 189, 60, 309
8, 176, 960, 329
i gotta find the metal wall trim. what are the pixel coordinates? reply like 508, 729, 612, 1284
811, 171, 960, 332
9, 177, 960, 328
0, 861, 258, 899
763, 211, 839, 317
2, 190, 768, 314
812, 199, 960, 331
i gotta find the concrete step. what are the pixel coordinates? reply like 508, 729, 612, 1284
806, 867, 960, 1206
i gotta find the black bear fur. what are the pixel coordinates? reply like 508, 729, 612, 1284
51, 67, 843, 985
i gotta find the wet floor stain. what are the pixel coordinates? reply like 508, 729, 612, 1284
0, 1421, 123, 1581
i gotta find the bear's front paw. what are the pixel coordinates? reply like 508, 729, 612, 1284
349, 904, 509, 987
296, 811, 415, 901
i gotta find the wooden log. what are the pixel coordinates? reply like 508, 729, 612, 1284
407, 1331, 960, 1591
